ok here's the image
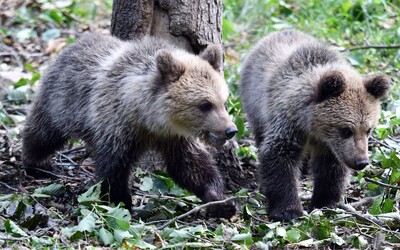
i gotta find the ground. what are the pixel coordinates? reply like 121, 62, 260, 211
0, 0, 399, 249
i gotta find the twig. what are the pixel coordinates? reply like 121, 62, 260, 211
157, 197, 236, 230
0, 52, 45, 58
352, 217, 374, 239
60, 146, 86, 154
370, 137, 393, 150
0, 235, 31, 241
349, 196, 379, 209
364, 177, 400, 190
57, 152, 78, 165
0, 119, 12, 135
373, 232, 386, 250
336, 204, 386, 227
0, 181, 18, 191
134, 190, 197, 203
29, 167, 78, 181
0, 42, 24, 69
78, 165, 95, 178
341, 44, 400, 52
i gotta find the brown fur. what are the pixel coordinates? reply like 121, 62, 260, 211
22, 34, 238, 218
240, 30, 390, 221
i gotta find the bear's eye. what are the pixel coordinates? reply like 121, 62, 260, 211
199, 101, 213, 112
366, 128, 372, 135
339, 127, 353, 139
224, 102, 228, 110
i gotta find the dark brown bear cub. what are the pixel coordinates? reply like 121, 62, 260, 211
240, 30, 390, 221
23, 33, 238, 218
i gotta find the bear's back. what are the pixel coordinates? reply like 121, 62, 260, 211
240, 30, 349, 139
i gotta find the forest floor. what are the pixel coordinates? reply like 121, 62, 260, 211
0, 0, 399, 249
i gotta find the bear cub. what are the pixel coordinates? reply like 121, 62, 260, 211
240, 30, 390, 221
23, 33, 238, 218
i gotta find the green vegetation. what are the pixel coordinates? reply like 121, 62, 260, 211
0, 0, 399, 248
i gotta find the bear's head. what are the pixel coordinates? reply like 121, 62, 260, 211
156, 44, 237, 145
312, 70, 390, 170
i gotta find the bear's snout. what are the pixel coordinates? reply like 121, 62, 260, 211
225, 127, 238, 139
353, 158, 370, 170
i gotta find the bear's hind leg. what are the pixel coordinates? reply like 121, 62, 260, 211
159, 137, 236, 219
258, 133, 304, 221
310, 145, 349, 209
94, 141, 142, 210
22, 112, 67, 175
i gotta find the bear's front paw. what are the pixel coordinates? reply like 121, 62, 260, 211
23, 163, 54, 178
309, 200, 337, 211
206, 198, 237, 219
269, 209, 304, 222
202, 188, 237, 219
103, 185, 133, 211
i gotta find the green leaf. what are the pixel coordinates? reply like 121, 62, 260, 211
106, 206, 131, 231
265, 222, 281, 229
55, 0, 73, 8
222, 18, 234, 40
76, 213, 96, 233
154, 173, 175, 189
13, 78, 29, 88
330, 233, 345, 246
243, 204, 252, 220
369, 196, 383, 215
276, 227, 286, 237
286, 229, 301, 243
169, 229, 191, 239
253, 241, 271, 250
15, 28, 35, 41
30, 72, 41, 84
382, 198, 394, 213
140, 177, 154, 192
99, 227, 114, 246
78, 182, 102, 204
114, 229, 133, 243
312, 219, 332, 240
30, 236, 53, 248
351, 235, 368, 249
231, 232, 252, 241
347, 52, 365, 66
234, 116, 245, 140
133, 240, 157, 249
188, 225, 205, 234
4, 219, 28, 237
6, 89, 26, 103
129, 223, 146, 238
20, 214, 44, 230
49, 10, 64, 24
41, 29, 61, 41
34, 183, 65, 196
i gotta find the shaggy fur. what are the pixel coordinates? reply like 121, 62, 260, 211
240, 30, 390, 221
22, 33, 238, 218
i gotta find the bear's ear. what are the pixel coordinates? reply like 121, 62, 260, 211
156, 49, 185, 83
364, 75, 390, 99
315, 71, 346, 102
199, 44, 223, 72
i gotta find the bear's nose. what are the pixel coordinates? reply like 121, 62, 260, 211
355, 159, 370, 170
225, 127, 238, 139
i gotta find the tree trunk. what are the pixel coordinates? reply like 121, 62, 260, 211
111, 0, 251, 190
111, 0, 222, 53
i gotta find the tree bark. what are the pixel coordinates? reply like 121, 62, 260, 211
111, 0, 251, 190
111, 0, 222, 52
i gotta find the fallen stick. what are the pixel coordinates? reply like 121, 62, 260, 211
157, 196, 236, 230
